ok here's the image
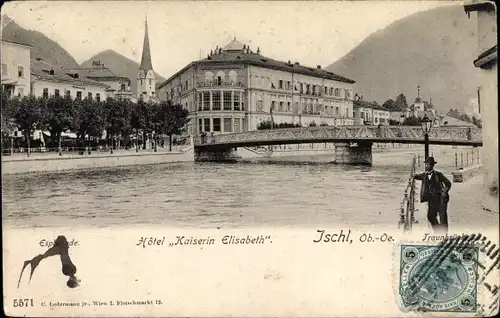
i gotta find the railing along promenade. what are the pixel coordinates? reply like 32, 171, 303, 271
194, 125, 483, 148
398, 154, 418, 232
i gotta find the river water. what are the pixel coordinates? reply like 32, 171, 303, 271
2, 146, 463, 229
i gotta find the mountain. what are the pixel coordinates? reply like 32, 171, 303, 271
1, 15, 80, 69
81, 50, 166, 95
327, 5, 480, 113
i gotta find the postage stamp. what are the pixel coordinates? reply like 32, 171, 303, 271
397, 233, 500, 315
399, 243, 478, 312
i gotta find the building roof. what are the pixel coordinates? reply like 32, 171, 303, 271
158, 39, 355, 88
441, 115, 476, 127
353, 100, 389, 111
223, 37, 246, 51
65, 65, 132, 85
139, 17, 153, 72
464, 0, 496, 13
1, 39, 32, 48
31, 59, 109, 88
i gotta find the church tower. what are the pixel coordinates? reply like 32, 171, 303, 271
137, 16, 156, 102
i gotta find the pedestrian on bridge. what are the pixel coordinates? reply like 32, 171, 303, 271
413, 157, 452, 233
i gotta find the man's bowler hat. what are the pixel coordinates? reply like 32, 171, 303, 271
425, 157, 437, 165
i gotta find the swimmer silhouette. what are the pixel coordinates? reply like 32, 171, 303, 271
17, 236, 80, 289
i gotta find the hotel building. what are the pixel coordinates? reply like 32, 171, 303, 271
157, 38, 355, 135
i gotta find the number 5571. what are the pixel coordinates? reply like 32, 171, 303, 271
13, 299, 34, 307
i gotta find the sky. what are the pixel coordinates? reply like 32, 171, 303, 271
3, 0, 456, 79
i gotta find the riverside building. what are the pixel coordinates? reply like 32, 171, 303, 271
1, 39, 31, 97
157, 38, 356, 135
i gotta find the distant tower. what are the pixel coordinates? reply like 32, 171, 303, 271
413, 85, 425, 113
137, 15, 155, 101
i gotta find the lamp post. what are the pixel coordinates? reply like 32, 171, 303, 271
420, 114, 432, 160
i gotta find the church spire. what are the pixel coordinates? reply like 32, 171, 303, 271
139, 15, 153, 72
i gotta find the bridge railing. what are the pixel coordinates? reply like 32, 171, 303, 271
398, 154, 418, 232
194, 126, 482, 146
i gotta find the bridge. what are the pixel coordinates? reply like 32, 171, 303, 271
193, 125, 482, 164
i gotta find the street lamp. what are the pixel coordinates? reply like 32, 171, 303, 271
420, 114, 432, 159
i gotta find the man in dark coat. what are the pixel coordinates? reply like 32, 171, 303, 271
413, 157, 452, 233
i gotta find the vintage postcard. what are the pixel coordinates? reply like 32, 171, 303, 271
2, 0, 498, 316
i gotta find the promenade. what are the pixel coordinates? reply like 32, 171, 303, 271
413, 174, 499, 232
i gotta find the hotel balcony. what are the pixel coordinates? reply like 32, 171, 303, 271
197, 80, 245, 89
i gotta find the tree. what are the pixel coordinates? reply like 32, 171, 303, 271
403, 116, 421, 126
130, 98, 150, 152
155, 101, 190, 151
472, 116, 482, 128
104, 98, 131, 153
43, 95, 76, 155
394, 93, 408, 110
382, 99, 396, 110
1, 88, 19, 152
257, 120, 273, 130
13, 95, 45, 157
74, 97, 106, 153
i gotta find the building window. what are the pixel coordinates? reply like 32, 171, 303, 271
203, 118, 210, 132
203, 92, 210, 110
223, 91, 232, 110
1, 63, 7, 76
198, 118, 203, 133
18, 66, 24, 78
300, 84, 303, 94
334, 88, 340, 97
87, 92, 92, 100
375, 117, 378, 124
213, 91, 221, 110
213, 118, 221, 132
43, 88, 48, 98
335, 107, 339, 115
76, 91, 82, 100
306, 84, 310, 95
345, 89, 351, 99
185, 80, 188, 90
287, 102, 291, 112
353, 111, 356, 118
330, 88, 333, 95
287, 81, 291, 90
279, 101, 284, 112
234, 118, 241, 133
54, 89, 60, 98
217, 76, 222, 86
64, 90, 71, 98
121, 84, 126, 90
224, 118, 232, 132
96, 93, 101, 102
324, 87, 328, 95
234, 92, 240, 111
279, 80, 283, 89
312, 85, 316, 95
271, 101, 276, 111
256, 100, 263, 111
197, 92, 202, 111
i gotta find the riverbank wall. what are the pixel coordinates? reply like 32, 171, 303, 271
2, 147, 195, 175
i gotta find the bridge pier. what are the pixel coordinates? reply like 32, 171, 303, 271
195, 147, 241, 162
334, 142, 373, 166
